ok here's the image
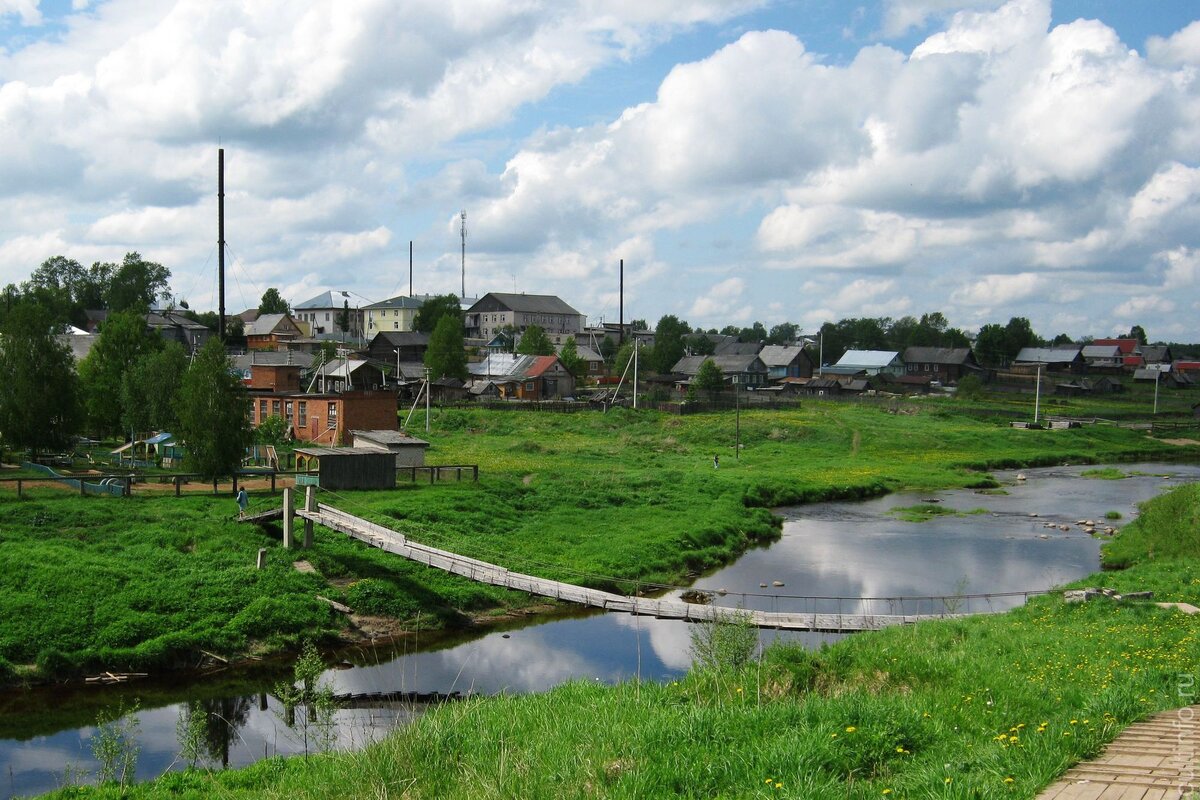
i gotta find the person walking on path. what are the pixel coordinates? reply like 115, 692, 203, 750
236, 487, 249, 519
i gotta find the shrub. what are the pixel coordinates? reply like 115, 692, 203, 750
0, 655, 17, 687
345, 579, 421, 618
227, 596, 329, 640
36, 647, 76, 679
689, 610, 758, 671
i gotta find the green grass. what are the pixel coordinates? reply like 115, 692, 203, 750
1080, 468, 1127, 480
1100, 481, 1200, 570
0, 402, 1190, 685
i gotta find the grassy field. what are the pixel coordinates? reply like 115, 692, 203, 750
36, 461, 1200, 799
0, 402, 1194, 687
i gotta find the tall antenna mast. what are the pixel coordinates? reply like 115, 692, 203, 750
460, 210, 467, 298
218, 148, 226, 341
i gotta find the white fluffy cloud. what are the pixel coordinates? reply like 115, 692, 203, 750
0, 0, 1197, 339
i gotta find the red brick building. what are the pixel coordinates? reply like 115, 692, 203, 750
248, 390, 398, 446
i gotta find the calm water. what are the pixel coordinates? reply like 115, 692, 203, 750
3, 462, 1198, 798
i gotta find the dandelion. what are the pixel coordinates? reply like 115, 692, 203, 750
765, 778, 773, 784
1004, 777, 1015, 784
845, 726, 857, 732
944, 778, 952, 784
882, 789, 892, 795
775, 783, 783, 790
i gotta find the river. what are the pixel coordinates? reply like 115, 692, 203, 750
2, 462, 1198, 798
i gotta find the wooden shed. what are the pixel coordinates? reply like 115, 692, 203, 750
294, 447, 396, 490
350, 430, 430, 467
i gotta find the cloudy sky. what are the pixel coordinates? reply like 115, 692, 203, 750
1, 0, 1197, 340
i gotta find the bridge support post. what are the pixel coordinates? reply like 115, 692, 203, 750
282, 487, 294, 548
303, 485, 316, 548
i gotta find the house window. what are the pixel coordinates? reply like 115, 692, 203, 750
285, 401, 293, 420
328, 402, 338, 429
272, 400, 281, 416
525, 381, 535, 392
298, 401, 307, 427
394, 322, 399, 330
259, 400, 268, 419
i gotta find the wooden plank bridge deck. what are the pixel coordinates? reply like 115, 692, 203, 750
296, 503, 964, 633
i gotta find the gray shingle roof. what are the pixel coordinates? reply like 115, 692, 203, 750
759, 345, 810, 367
1014, 347, 1082, 363
833, 350, 901, 368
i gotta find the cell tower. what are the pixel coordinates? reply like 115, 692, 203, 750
460, 210, 467, 298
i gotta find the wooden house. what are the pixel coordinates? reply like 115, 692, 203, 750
759, 345, 815, 380
901, 347, 980, 383
246, 314, 305, 351
248, 390, 398, 446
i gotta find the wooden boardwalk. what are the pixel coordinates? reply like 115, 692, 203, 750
296, 503, 962, 633
1037, 705, 1199, 799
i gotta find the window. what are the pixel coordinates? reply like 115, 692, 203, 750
298, 401, 307, 427
272, 399, 281, 416
394, 322, 399, 330
285, 401, 293, 420
328, 402, 338, 429
525, 381, 535, 392
259, 400, 268, 419
325, 312, 330, 321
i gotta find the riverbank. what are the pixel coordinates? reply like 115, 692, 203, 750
33, 479, 1200, 799
0, 403, 1194, 688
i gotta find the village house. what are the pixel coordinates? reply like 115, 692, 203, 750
465, 353, 577, 400
464, 293, 585, 346
1091, 338, 1143, 370
245, 313, 306, 351
363, 295, 424, 335
758, 345, 815, 381
145, 310, 212, 352
247, 389, 397, 446
824, 350, 904, 378
1081, 344, 1124, 371
901, 347, 980, 383
294, 290, 364, 339
671, 355, 769, 389
1012, 346, 1086, 374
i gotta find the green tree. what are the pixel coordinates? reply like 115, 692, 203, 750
1127, 325, 1148, 345
516, 325, 554, 356
599, 335, 617, 364
558, 336, 586, 382
693, 358, 725, 400
78, 311, 163, 436
424, 314, 468, 381
121, 341, 187, 435
0, 300, 81, 458
649, 314, 690, 373
690, 335, 716, 356
738, 321, 768, 343
1050, 333, 1074, 346
614, 341, 636, 376
258, 288, 290, 316
413, 294, 462, 334
974, 323, 1008, 367
336, 299, 351, 337
175, 338, 253, 480
1003, 316, 1041, 356
767, 322, 798, 346
104, 252, 171, 314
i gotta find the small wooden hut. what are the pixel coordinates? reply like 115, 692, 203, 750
293, 447, 396, 490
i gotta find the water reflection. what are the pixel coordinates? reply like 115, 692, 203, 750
3, 462, 1197, 799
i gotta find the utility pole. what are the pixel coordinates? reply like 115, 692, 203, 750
619, 258, 624, 346
409, 240, 413, 298
1033, 364, 1041, 424
218, 148, 226, 341
460, 210, 467, 299
425, 366, 431, 433
1153, 368, 1160, 415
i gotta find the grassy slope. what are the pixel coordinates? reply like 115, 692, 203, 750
0, 403, 1189, 684
45, 471, 1200, 799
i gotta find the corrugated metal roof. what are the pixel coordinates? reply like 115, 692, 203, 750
1082, 345, 1122, 359
834, 350, 901, 368
295, 291, 346, 309
672, 355, 765, 374
363, 295, 425, 310
467, 353, 536, 377
1014, 347, 1082, 363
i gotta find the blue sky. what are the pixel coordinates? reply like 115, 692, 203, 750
1, 0, 1198, 340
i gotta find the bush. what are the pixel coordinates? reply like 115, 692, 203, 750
0, 655, 17, 687
345, 579, 420, 618
689, 610, 758, 671
36, 647, 76, 679
227, 596, 329, 640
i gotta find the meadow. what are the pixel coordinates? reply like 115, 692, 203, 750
0, 401, 1193, 687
